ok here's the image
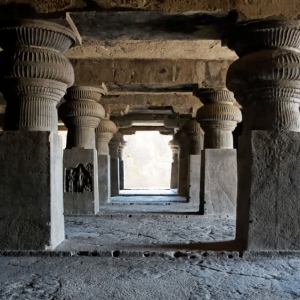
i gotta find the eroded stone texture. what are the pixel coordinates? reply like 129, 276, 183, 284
58, 85, 105, 149
0, 131, 64, 250
0, 19, 75, 131
98, 155, 111, 204
200, 149, 237, 216
195, 88, 242, 149
63, 148, 99, 215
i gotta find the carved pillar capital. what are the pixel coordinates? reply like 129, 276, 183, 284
0, 19, 75, 131
181, 118, 204, 154
58, 86, 106, 149
226, 20, 300, 132
118, 141, 127, 160
109, 132, 123, 159
173, 130, 189, 158
96, 118, 117, 155
195, 88, 242, 149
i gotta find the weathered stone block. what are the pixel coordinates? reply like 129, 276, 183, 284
200, 149, 237, 215
110, 157, 120, 197
188, 155, 201, 204
63, 148, 99, 214
237, 131, 300, 250
0, 131, 64, 250
98, 154, 111, 204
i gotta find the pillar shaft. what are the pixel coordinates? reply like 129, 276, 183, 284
0, 20, 75, 250
227, 20, 300, 250
96, 119, 117, 155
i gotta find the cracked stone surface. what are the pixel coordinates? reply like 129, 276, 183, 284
0, 254, 300, 299
57, 215, 235, 252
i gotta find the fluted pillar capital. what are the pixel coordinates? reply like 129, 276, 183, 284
181, 118, 204, 154
58, 86, 105, 149
0, 19, 76, 131
195, 88, 242, 149
96, 118, 118, 155
226, 20, 300, 132
109, 132, 124, 159
118, 140, 127, 160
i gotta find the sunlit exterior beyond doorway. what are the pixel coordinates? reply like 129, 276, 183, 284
123, 131, 172, 189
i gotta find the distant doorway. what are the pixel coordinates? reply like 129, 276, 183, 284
123, 131, 172, 189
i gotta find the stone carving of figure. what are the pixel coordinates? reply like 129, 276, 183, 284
66, 169, 76, 193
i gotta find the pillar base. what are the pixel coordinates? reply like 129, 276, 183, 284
0, 131, 64, 250
98, 154, 111, 204
63, 148, 99, 214
188, 155, 201, 204
200, 149, 237, 215
111, 157, 120, 197
237, 131, 300, 250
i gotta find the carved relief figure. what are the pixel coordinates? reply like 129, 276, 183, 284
65, 163, 93, 193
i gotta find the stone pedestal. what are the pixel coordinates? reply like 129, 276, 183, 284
188, 155, 201, 204
63, 148, 99, 214
98, 154, 111, 204
200, 149, 237, 215
237, 131, 300, 250
110, 158, 120, 197
0, 131, 64, 250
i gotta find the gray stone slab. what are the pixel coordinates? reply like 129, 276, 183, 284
237, 131, 300, 251
178, 157, 188, 198
0, 131, 64, 250
200, 149, 237, 215
63, 148, 99, 215
188, 155, 201, 204
98, 154, 111, 204
111, 157, 120, 196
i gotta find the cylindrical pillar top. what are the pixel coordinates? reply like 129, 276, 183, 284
96, 118, 118, 155
181, 118, 204, 154
195, 88, 242, 149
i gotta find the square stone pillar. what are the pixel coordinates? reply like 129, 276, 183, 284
187, 155, 201, 204
200, 149, 237, 215
119, 159, 125, 190
63, 148, 99, 214
0, 131, 64, 250
98, 154, 111, 203
111, 157, 120, 197
237, 131, 300, 250
178, 156, 189, 198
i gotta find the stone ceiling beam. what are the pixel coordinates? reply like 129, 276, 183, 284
71, 59, 231, 89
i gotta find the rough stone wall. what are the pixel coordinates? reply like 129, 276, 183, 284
123, 131, 172, 189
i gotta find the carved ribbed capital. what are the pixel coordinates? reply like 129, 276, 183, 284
168, 139, 180, 156
181, 119, 204, 154
96, 119, 117, 155
227, 20, 300, 132
109, 132, 123, 159
173, 130, 190, 158
58, 86, 105, 149
0, 19, 75, 131
118, 141, 127, 160
195, 88, 242, 149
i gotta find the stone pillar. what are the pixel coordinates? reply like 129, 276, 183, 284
58, 86, 105, 214
227, 20, 300, 250
0, 20, 75, 250
118, 140, 127, 190
168, 139, 179, 190
173, 130, 190, 198
182, 119, 204, 204
96, 119, 117, 203
109, 132, 123, 196
195, 88, 242, 215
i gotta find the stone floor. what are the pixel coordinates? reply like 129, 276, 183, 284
1, 204, 300, 299
119, 189, 178, 195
